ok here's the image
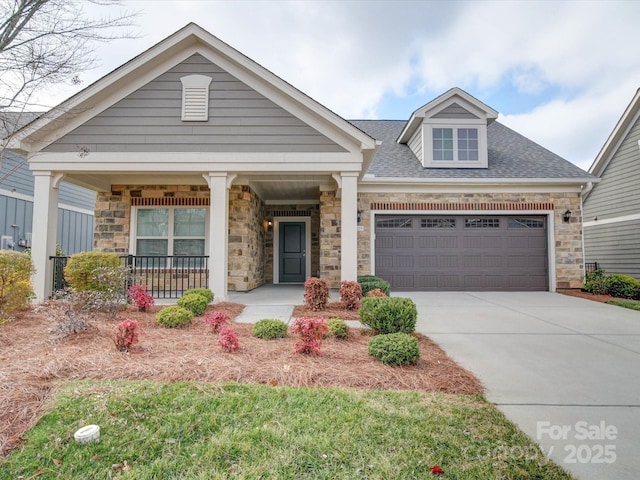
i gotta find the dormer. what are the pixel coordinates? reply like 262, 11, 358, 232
397, 87, 498, 169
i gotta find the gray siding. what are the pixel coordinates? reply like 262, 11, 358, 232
583, 117, 640, 219
408, 127, 423, 162
0, 193, 94, 255
584, 220, 640, 279
432, 102, 479, 120
44, 54, 345, 153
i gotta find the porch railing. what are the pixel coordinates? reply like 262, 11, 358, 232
50, 255, 209, 299
585, 262, 599, 274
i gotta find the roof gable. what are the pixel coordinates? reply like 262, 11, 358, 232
9, 23, 375, 156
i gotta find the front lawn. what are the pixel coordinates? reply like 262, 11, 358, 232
605, 299, 640, 311
0, 380, 573, 479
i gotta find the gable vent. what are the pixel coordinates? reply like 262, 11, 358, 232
180, 75, 212, 121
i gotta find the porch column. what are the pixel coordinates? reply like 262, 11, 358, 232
340, 172, 359, 282
207, 173, 230, 301
31, 171, 60, 301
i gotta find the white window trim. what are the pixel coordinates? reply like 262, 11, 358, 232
129, 206, 210, 257
423, 120, 488, 168
180, 74, 212, 121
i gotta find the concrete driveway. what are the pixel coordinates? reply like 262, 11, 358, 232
401, 291, 640, 480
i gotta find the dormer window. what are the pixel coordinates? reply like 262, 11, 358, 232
397, 88, 498, 170
180, 75, 212, 121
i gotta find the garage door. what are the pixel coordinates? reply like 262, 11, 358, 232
374, 215, 548, 291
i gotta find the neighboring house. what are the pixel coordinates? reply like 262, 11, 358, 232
583, 89, 640, 279
0, 114, 95, 255
8, 23, 595, 301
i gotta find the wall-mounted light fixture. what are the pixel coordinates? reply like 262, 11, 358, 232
357, 210, 362, 224
563, 210, 572, 223
265, 219, 273, 232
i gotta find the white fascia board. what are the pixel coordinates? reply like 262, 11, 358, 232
360, 176, 595, 186
588, 89, 640, 175
29, 152, 364, 175
358, 183, 583, 194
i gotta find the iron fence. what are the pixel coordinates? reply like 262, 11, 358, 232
585, 262, 600, 274
50, 255, 209, 299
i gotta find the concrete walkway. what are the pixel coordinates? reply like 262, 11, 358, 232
226, 286, 640, 479
402, 291, 640, 480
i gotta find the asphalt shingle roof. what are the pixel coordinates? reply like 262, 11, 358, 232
349, 119, 594, 179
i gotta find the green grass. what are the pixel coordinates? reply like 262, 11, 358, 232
605, 299, 640, 311
0, 380, 573, 479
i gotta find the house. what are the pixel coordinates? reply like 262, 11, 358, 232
583, 89, 640, 279
7, 23, 595, 301
0, 113, 95, 255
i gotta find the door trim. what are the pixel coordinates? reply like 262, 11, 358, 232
370, 209, 556, 292
273, 216, 311, 284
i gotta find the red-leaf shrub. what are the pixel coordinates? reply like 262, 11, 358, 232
303, 277, 330, 311
339, 280, 362, 311
366, 288, 387, 298
126, 284, 154, 311
203, 311, 230, 332
218, 324, 239, 352
290, 316, 329, 355
114, 319, 144, 352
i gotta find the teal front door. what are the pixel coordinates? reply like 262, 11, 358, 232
279, 222, 306, 282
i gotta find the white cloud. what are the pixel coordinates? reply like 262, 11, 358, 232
23, 0, 640, 170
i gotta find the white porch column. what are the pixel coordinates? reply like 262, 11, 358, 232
340, 172, 359, 282
32, 171, 61, 301
207, 173, 231, 301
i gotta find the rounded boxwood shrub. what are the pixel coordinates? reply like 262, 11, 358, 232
177, 292, 209, 316
156, 306, 193, 328
326, 317, 349, 339
605, 274, 640, 299
252, 318, 288, 339
359, 297, 417, 334
357, 275, 391, 296
368, 332, 420, 365
184, 288, 214, 304
583, 269, 607, 295
63, 252, 121, 291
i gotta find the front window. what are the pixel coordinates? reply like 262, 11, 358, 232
432, 127, 478, 162
135, 207, 207, 266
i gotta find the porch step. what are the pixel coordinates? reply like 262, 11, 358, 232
234, 305, 295, 324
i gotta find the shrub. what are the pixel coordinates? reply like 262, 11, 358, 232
366, 288, 387, 298
252, 318, 288, 339
340, 280, 362, 311
327, 317, 349, 339
290, 317, 329, 355
0, 250, 34, 322
303, 277, 330, 311
156, 306, 193, 328
605, 274, 640, 300
66, 265, 130, 319
583, 269, 607, 295
203, 311, 230, 332
114, 319, 144, 352
218, 324, 239, 352
184, 288, 214, 304
368, 333, 420, 365
358, 275, 391, 296
127, 284, 154, 311
63, 252, 121, 291
177, 292, 208, 316
359, 297, 417, 334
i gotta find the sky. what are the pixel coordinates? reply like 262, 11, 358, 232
32, 0, 640, 171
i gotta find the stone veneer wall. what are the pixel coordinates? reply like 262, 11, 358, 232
319, 190, 341, 287
264, 204, 320, 283
94, 185, 210, 253
228, 185, 266, 291
357, 192, 584, 289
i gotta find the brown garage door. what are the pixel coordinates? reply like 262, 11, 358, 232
374, 215, 548, 291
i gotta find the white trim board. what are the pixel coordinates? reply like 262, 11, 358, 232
583, 213, 640, 228
0, 188, 94, 216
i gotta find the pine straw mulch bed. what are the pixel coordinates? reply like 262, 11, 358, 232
0, 300, 482, 457
557, 288, 615, 303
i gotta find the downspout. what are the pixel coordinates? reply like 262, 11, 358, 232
580, 181, 594, 280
